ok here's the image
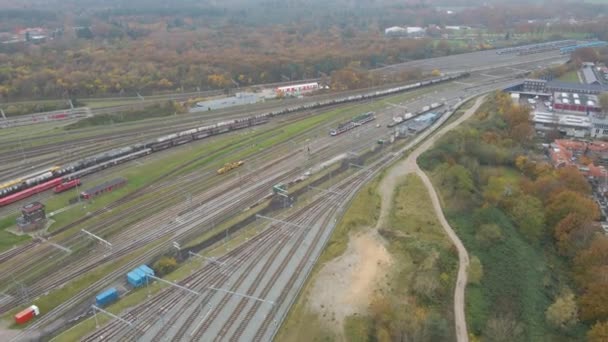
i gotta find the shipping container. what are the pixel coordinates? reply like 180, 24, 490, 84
14, 305, 40, 325
95, 288, 119, 307
138, 264, 155, 277
127, 271, 143, 287
127, 268, 150, 287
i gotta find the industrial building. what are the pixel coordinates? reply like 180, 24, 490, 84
552, 92, 601, 114
81, 178, 127, 200
384, 26, 426, 37
16, 202, 46, 232
510, 78, 608, 96
384, 26, 407, 36
582, 64, 601, 85
531, 112, 590, 138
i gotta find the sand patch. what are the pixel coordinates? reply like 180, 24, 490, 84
308, 229, 392, 329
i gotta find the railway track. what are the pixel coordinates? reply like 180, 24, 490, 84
0, 102, 340, 295
9, 134, 334, 340
0, 156, 299, 314
82, 130, 388, 341
15, 115, 384, 338
8, 69, 528, 340
81, 205, 308, 341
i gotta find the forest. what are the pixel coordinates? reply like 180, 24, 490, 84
419, 92, 608, 341
0, 0, 607, 100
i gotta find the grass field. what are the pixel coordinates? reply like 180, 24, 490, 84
558, 70, 580, 83
0, 215, 30, 253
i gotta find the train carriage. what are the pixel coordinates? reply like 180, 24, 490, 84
0, 72, 469, 205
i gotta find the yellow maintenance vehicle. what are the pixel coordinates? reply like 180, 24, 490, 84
217, 161, 244, 175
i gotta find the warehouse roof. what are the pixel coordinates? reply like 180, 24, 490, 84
582, 67, 600, 85
547, 80, 608, 94
532, 112, 591, 128
22, 201, 44, 214
81, 177, 126, 196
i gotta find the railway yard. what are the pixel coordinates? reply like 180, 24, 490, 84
0, 46, 569, 341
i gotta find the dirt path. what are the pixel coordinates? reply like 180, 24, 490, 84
308, 230, 392, 329
376, 96, 485, 342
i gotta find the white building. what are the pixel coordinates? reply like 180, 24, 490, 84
531, 111, 590, 138
384, 26, 426, 37
384, 26, 407, 36
275, 82, 319, 96
406, 27, 426, 37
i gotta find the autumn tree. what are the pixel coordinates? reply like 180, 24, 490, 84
554, 213, 599, 257
503, 103, 530, 128
574, 235, 608, 286
153, 256, 178, 276
572, 47, 599, 65
483, 176, 510, 206
545, 290, 579, 330
207, 74, 231, 89
579, 282, 608, 322
545, 190, 599, 227
588, 321, 608, 342
509, 194, 545, 241
556, 166, 592, 195
330, 67, 369, 91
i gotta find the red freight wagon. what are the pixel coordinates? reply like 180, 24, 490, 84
14, 305, 40, 324
0, 178, 62, 207
53, 179, 81, 193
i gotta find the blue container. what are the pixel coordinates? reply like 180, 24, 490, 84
95, 288, 119, 307
138, 264, 155, 277
127, 271, 143, 287
134, 268, 148, 285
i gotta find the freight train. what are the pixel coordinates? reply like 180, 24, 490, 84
0, 72, 469, 207
330, 112, 376, 136
387, 102, 445, 128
